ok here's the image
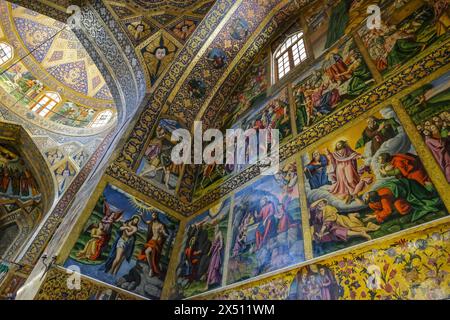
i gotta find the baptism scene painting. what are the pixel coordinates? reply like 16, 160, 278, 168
293, 37, 374, 134
136, 115, 186, 194
302, 106, 447, 257
64, 184, 179, 299
172, 198, 231, 299
358, 1, 450, 76
401, 71, 450, 183
227, 161, 304, 285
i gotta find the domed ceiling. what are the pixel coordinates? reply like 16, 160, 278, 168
0, 1, 117, 133
9, 3, 113, 101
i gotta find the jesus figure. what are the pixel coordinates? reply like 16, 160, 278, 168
327, 140, 372, 203
138, 211, 169, 278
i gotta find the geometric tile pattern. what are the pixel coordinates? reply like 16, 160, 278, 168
48, 61, 88, 95
13, 17, 57, 62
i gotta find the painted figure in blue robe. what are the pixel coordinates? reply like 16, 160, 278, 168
103, 215, 140, 276
304, 151, 331, 189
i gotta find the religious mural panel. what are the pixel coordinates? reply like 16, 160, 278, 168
44, 148, 65, 167
193, 88, 290, 199
227, 161, 304, 285
172, 198, 231, 299
63, 184, 180, 300
358, 1, 449, 76
203, 222, 450, 300
0, 61, 44, 107
401, 71, 450, 183
0, 144, 40, 200
231, 87, 292, 143
72, 149, 90, 169
301, 106, 448, 257
293, 37, 374, 135
136, 115, 186, 194
302, 0, 335, 59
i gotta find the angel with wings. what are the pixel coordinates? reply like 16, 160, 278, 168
100, 201, 124, 236
76, 201, 124, 261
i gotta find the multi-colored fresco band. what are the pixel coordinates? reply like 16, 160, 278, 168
171, 121, 280, 175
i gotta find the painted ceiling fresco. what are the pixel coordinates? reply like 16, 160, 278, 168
0, 1, 120, 212
0, 1, 117, 133
106, 0, 216, 89
0, 0, 449, 302
113, 0, 308, 205
9, 3, 114, 101
110, 0, 450, 212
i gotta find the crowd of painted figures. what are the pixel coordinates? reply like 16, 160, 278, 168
0, 145, 39, 199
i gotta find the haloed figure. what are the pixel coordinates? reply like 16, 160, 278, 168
138, 211, 169, 278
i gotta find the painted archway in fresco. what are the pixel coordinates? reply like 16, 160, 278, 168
0, 121, 54, 261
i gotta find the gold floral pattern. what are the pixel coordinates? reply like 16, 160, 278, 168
199, 222, 450, 300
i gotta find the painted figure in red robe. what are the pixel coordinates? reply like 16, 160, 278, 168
255, 197, 276, 250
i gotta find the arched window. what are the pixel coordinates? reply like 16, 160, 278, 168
0, 42, 13, 66
91, 110, 113, 128
274, 32, 307, 81
31, 92, 61, 116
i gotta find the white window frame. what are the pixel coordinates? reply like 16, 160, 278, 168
31, 92, 61, 117
0, 42, 13, 66
273, 31, 307, 81
91, 110, 113, 128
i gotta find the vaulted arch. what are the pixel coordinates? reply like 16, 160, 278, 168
0, 121, 54, 261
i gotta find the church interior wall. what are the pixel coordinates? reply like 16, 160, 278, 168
0, 0, 449, 300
